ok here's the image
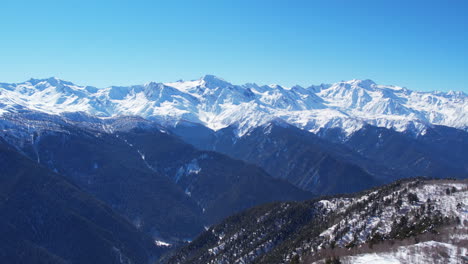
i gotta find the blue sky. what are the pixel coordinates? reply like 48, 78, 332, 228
1, 0, 467, 92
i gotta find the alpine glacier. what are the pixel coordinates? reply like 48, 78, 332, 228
0, 75, 466, 136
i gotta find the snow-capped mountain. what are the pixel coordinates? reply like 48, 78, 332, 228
0, 75, 467, 136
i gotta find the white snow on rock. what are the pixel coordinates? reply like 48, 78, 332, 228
341, 241, 466, 264
174, 158, 201, 183
154, 240, 171, 247
319, 181, 468, 248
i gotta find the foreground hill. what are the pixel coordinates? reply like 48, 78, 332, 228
164, 178, 467, 264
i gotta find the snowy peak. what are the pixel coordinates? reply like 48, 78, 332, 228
0, 76, 467, 137
200, 74, 232, 89
345, 78, 377, 89
25, 77, 73, 87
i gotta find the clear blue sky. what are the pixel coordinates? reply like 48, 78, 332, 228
1, 0, 467, 92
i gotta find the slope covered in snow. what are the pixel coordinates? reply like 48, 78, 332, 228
341, 241, 465, 264
164, 179, 467, 264
0, 75, 467, 137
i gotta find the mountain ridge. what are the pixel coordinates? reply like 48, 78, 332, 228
1, 76, 466, 137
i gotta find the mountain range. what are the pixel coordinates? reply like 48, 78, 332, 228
0, 75, 467, 263
1, 75, 466, 137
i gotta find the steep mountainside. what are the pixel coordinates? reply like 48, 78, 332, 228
0, 111, 311, 242
165, 179, 467, 264
343, 125, 468, 179
116, 128, 312, 224
0, 138, 160, 264
173, 122, 381, 194
172, 122, 467, 193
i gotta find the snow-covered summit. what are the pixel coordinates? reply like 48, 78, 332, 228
0, 75, 467, 137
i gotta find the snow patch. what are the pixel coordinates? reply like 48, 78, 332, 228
154, 240, 171, 247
